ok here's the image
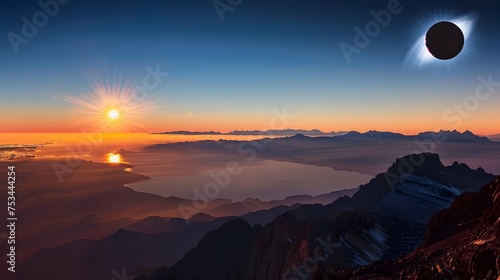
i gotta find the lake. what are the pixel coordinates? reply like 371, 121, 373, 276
123, 152, 372, 201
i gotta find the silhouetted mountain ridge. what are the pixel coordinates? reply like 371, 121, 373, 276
416, 129, 492, 143
153, 129, 346, 136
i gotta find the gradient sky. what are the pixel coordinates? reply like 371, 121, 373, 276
1, 0, 499, 134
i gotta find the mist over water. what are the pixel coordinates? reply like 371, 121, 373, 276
125, 157, 373, 201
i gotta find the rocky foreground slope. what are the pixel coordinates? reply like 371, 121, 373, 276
351, 176, 500, 280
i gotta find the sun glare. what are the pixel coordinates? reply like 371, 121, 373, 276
107, 153, 121, 163
107, 109, 120, 120
59, 76, 164, 132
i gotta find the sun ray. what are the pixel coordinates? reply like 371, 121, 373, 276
59, 76, 164, 132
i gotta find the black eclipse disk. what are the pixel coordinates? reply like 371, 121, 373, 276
425, 21, 464, 60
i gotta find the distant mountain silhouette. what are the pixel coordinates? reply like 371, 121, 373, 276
205, 188, 358, 217
339, 130, 408, 140
488, 133, 500, 141
153, 130, 223, 135
189, 212, 216, 223
16, 202, 307, 280
150, 129, 490, 143
416, 129, 492, 143
123, 216, 174, 234
227, 129, 346, 136
16, 217, 239, 280
334, 130, 490, 143
153, 129, 346, 136
152, 129, 491, 141
145, 130, 500, 177
18, 197, 310, 280
114, 147, 137, 154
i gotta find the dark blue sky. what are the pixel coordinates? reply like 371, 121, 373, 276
1, 0, 499, 133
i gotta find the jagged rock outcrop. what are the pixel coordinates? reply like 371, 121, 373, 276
422, 189, 490, 247
351, 177, 500, 280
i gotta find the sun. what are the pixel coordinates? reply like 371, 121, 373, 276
107, 153, 121, 163
107, 109, 120, 120
60, 76, 164, 132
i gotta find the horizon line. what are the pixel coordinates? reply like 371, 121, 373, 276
0, 129, 498, 137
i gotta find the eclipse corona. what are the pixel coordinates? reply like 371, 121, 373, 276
403, 11, 479, 70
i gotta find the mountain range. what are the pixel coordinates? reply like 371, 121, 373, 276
153, 129, 346, 136
338, 129, 492, 143
9, 152, 499, 280
145, 130, 500, 176
135, 153, 495, 280
152, 129, 496, 141
488, 133, 500, 141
